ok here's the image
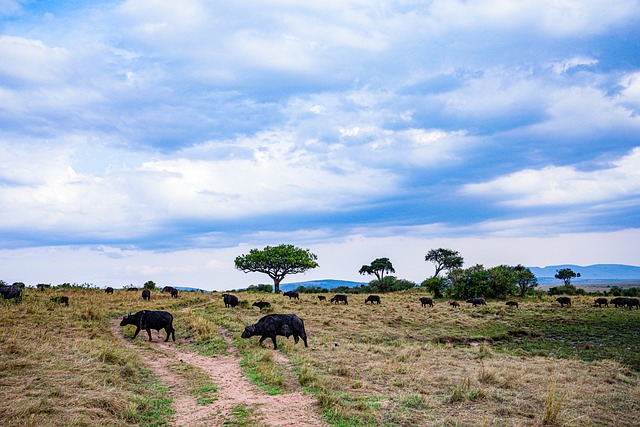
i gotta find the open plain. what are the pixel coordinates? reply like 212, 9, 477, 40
1, 288, 638, 426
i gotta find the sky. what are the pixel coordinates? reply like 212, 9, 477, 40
1, 1, 639, 291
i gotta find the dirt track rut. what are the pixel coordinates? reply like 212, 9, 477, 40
110, 318, 327, 427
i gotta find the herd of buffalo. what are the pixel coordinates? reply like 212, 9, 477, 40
1, 283, 639, 350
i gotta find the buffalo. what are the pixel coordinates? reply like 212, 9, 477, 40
466, 298, 487, 307
594, 298, 608, 308
610, 297, 629, 308
506, 301, 519, 308
330, 294, 348, 304
241, 314, 308, 350
170, 288, 179, 298
162, 286, 174, 293
252, 301, 271, 310
283, 291, 300, 300
105, 287, 114, 294
627, 298, 640, 309
420, 297, 434, 307
0, 285, 22, 301
317, 295, 327, 301
36, 284, 51, 291
50, 296, 69, 306
142, 289, 151, 300
556, 297, 571, 307
223, 293, 239, 308
365, 295, 381, 305
120, 310, 175, 342
450, 301, 460, 308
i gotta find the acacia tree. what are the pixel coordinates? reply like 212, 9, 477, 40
425, 248, 464, 277
513, 264, 538, 296
555, 268, 580, 286
359, 258, 395, 281
234, 244, 319, 293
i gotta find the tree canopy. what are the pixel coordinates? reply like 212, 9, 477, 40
234, 244, 319, 293
425, 248, 464, 277
359, 258, 395, 281
513, 264, 538, 296
555, 268, 580, 286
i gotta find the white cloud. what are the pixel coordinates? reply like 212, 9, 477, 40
0, 35, 69, 85
462, 147, 640, 207
427, 0, 637, 36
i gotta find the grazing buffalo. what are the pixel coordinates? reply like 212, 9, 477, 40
223, 293, 239, 308
330, 294, 348, 304
283, 291, 300, 300
50, 296, 69, 306
610, 297, 629, 308
105, 287, 114, 294
170, 288, 179, 298
450, 301, 460, 308
627, 298, 640, 309
241, 314, 308, 350
162, 286, 174, 293
0, 285, 22, 300
506, 301, 519, 308
556, 297, 571, 307
365, 295, 381, 305
317, 295, 327, 301
466, 298, 486, 307
252, 301, 271, 310
126, 287, 138, 291
36, 284, 51, 291
142, 289, 151, 300
420, 297, 434, 307
120, 310, 175, 342
594, 298, 608, 308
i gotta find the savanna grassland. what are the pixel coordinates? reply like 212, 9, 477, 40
1, 288, 639, 427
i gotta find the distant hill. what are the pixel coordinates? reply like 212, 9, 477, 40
528, 264, 640, 285
280, 279, 367, 292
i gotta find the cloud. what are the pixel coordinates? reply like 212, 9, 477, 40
461, 147, 640, 207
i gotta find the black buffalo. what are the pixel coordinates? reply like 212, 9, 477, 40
252, 301, 271, 310
330, 294, 348, 304
556, 297, 571, 307
610, 297, 629, 308
0, 285, 22, 300
466, 298, 487, 307
170, 288, 179, 298
142, 289, 151, 300
506, 301, 519, 308
420, 297, 434, 307
283, 291, 300, 300
241, 314, 308, 350
223, 293, 239, 308
594, 298, 608, 308
120, 310, 175, 342
105, 287, 114, 294
627, 298, 640, 309
162, 286, 174, 293
450, 301, 460, 308
317, 295, 327, 301
36, 284, 51, 291
50, 296, 69, 306
365, 295, 381, 304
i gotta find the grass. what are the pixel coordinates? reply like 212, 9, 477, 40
2, 288, 639, 426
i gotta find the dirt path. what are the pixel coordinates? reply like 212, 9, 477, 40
110, 318, 327, 427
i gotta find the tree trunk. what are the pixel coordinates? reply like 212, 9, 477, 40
274, 278, 282, 293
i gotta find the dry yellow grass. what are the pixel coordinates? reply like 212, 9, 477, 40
1, 288, 638, 426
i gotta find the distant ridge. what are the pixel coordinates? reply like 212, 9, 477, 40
528, 264, 640, 285
280, 279, 367, 292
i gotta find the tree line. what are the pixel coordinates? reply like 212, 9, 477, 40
234, 244, 587, 299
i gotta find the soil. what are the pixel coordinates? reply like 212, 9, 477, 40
110, 317, 327, 427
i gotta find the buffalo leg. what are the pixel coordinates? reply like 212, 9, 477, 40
132, 326, 141, 339
146, 328, 153, 341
